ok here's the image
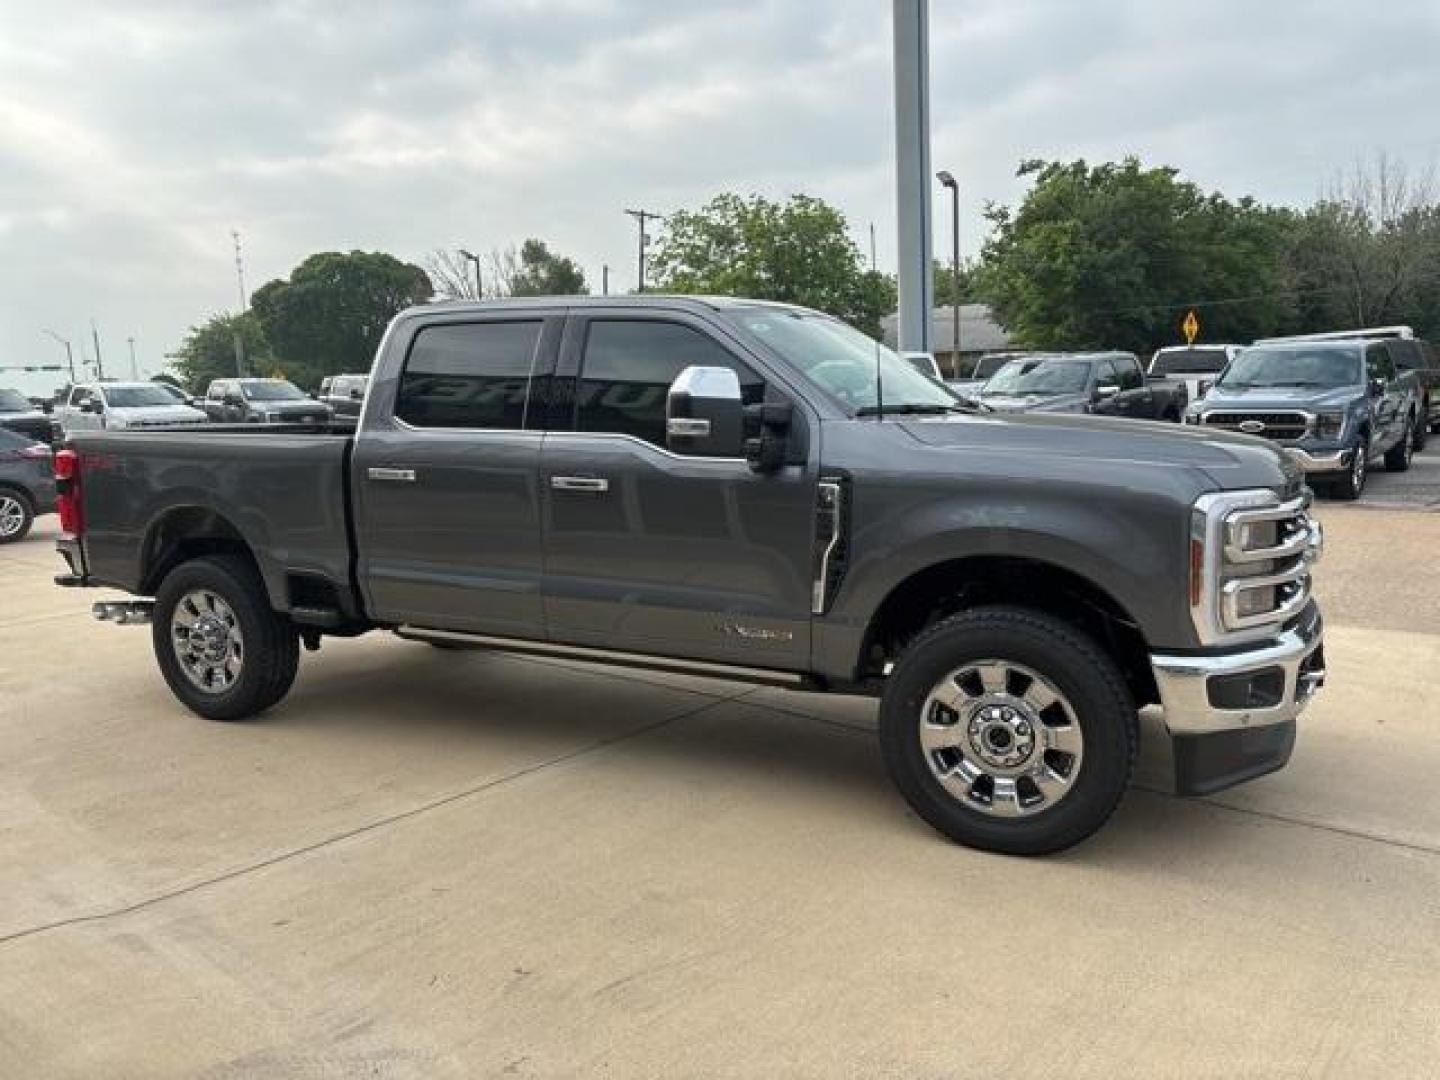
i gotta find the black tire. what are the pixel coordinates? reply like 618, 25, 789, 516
0, 487, 35, 545
1384, 416, 1413, 472
879, 606, 1137, 856
1413, 409, 1428, 452
1332, 441, 1367, 501
152, 555, 299, 721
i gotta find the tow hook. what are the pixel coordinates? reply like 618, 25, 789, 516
92, 601, 154, 626
301, 629, 322, 652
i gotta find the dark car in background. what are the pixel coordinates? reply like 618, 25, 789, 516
0, 387, 57, 445
975, 352, 1187, 421
0, 428, 55, 543
948, 352, 1020, 398
204, 378, 333, 424
1186, 336, 1419, 500
317, 374, 369, 419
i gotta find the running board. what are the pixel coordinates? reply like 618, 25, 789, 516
394, 626, 818, 690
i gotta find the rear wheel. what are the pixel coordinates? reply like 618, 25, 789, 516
1410, 409, 1427, 452
879, 606, 1136, 855
0, 489, 34, 544
1384, 416, 1414, 472
152, 555, 299, 721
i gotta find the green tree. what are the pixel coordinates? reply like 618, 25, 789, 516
250, 251, 431, 387
651, 193, 895, 337
976, 159, 1298, 353
170, 312, 274, 394
932, 257, 980, 308
506, 238, 588, 296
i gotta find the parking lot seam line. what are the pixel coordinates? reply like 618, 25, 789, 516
0, 686, 759, 952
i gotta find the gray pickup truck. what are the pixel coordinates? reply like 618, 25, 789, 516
53, 297, 1326, 855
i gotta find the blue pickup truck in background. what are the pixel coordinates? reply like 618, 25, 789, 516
1186, 328, 1425, 500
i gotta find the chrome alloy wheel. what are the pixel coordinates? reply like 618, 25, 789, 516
918, 660, 1084, 818
171, 589, 244, 694
1352, 447, 1367, 492
0, 495, 24, 538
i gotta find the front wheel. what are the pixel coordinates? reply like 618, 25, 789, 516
152, 555, 299, 721
879, 606, 1137, 855
1332, 443, 1368, 500
1384, 416, 1413, 472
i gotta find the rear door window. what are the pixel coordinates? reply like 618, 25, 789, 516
1114, 355, 1143, 390
396, 320, 543, 429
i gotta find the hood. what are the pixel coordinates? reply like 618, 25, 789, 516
1198, 384, 1357, 411
977, 390, 1089, 414
899, 411, 1300, 495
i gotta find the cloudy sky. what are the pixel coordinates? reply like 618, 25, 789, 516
2, 0, 1438, 386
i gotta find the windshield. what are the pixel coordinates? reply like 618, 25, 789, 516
984, 359, 1091, 396
152, 382, 188, 401
104, 385, 185, 408
0, 388, 32, 411
1219, 346, 1361, 389
1151, 348, 1229, 375
727, 308, 958, 414
242, 380, 306, 401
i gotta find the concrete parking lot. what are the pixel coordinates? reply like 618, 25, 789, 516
1, 477, 1438, 1077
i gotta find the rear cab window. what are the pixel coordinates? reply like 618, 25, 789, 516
396, 320, 545, 430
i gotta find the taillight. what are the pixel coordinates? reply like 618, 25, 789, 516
54, 448, 82, 536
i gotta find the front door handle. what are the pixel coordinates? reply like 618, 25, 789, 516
368, 467, 416, 483
550, 476, 609, 493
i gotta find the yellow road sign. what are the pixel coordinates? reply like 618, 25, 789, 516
1182, 309, 1200, 345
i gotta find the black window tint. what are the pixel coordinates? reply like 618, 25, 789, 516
1098, 359, 1119, 386
575, 320, 764, 446
1366, 347, 1394, 381
397, 321, 542, 429
1115, 356, 1143, 390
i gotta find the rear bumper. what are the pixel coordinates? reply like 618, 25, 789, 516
1150, 605, 1324, 794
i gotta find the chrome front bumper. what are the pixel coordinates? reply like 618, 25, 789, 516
1284, 447, 1350, 474
1150, 606, 1325, 737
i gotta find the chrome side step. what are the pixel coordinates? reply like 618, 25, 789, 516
394, 625, 817, 689
93, 601, 154, 626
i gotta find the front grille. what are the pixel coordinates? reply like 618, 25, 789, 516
1203, 411, 1310, 441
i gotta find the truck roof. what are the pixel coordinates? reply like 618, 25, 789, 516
411, 295, 820, 317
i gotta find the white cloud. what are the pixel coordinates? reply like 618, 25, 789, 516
1, 0, 1437, 385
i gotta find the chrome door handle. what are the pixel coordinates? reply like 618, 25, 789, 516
550, 476, 609, 493
368, 467, 416, 483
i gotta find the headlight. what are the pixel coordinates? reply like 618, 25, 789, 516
1313, 412, 1345, 439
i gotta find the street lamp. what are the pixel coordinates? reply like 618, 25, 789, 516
43, 330, 76, 382
458, 249, 483, 298
936, 170, 961, 377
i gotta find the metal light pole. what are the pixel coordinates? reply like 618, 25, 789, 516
625, 209, 662, 293
127, 336, 139, 379
91, 319, 105, 381
936, 170, 960, 376
602, 264, 610, 296
893, 0, 935, 353
458, 249, 483, 298
44, 330, 76, 382
232, 229, 248, 310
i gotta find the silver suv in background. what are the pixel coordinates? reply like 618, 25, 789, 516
56, 382, 207, 437
204, 378, 333, 424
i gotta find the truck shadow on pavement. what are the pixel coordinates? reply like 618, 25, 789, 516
260, 638, 1234, 866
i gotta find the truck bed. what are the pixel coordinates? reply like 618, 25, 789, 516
65, 427, 360, 619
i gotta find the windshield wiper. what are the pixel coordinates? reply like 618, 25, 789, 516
855, 401, 972, 417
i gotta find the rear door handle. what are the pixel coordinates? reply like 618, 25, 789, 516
368, 467, 416, 483
550, 476, 609, 493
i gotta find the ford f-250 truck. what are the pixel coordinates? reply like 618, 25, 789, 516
53, 297, 1326, 855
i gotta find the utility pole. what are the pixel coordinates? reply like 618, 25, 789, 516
44, 330, 76, 382
936, 170, 961, 375
624, 209, 662, 293
602, 264, 610, 296
869, 222, 878, 272
458, 249, 483, 298
232, 229, 248, 310
892, 0, 935, 353
127, 336, 138, 379
91, 319, 105, 381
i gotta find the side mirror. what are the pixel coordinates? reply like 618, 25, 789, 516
1095, 383, 1120, 401
350, 388, 364, 400
1368, 377, 1385, 398
666, 366, 745, 458
40, 401, 53, 414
